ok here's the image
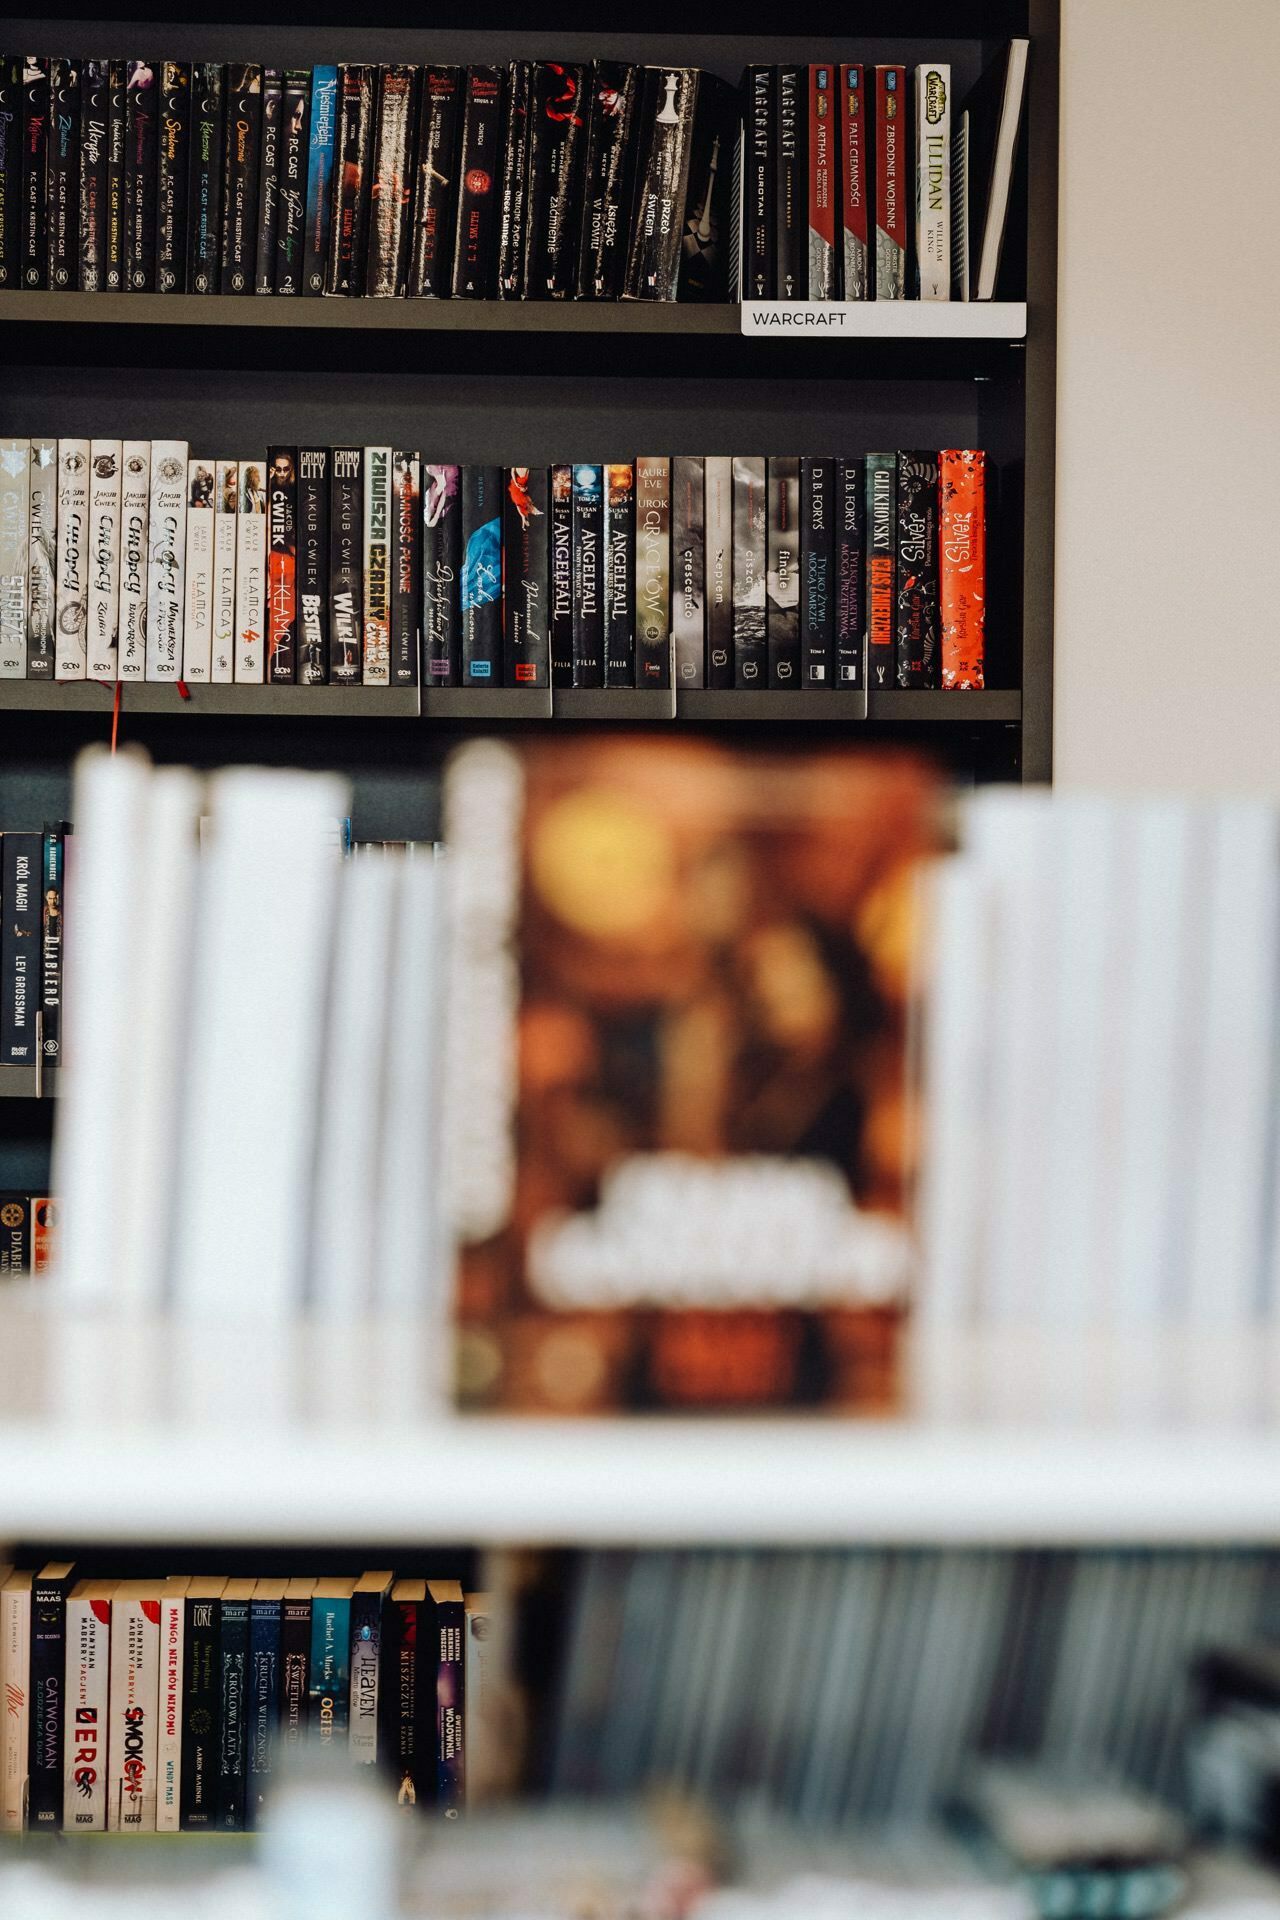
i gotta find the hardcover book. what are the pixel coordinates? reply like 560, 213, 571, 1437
570, 462, 604, 687
624, 67, 699, 302
28, 1561, 75, 1830
495, 61, 530, 299
367, 65, 417, 298
866, 453, 896, 687
349, 1571, 394, 1768
1, 1569, 34, 1833
422, 462, 461, 685
408, 67, 461, 299
266, 444, 298, 684
766, 455, 800, 687
549, 463, 573, 688
124, 59, 157, 292
86, 440, 122, 681
460, 463, 503, 683
182, 457, 215, 681
187, 64, 224, 294
634, 455, 671, 686
54, 438, 88, 681
524, 63, 588, 300
959, 39, 1029, 301
895, 450, 940, 687
308, 1580, 353, 1749
298, 447, 329, 684
503, 465, 549, 688
254, 67, 282, 295
117, 441, 149, 680
245, 1579, 284, 1829
671, 454, 705, 688
26, 437, 55, 680
835, 456, 866, 688
301, 65, 339, 296
326, 66, 375, 296
391, 449, 421, 684
940, 447, 986, 688
64, 1579, 113, 1831
741, 64, 773, 301
78, 59, 109, 290
21, 59, 49, 289
874, 66, 907, 300
144, 438, 188, 681
362, 444, 392, 685
451, 66, 503, 298
274, 69, 309, 294
800, 457, 834, 687
155, 1576, 189, 1833
807, 65, 837, 299
839, 66, 869, 299
1, 832, 40, 1063
915, 63, 950, 300
0, 438, 29, 679
179, 1579, 224, 1831
234, 455, 266, 682
156, 61, 189, 293
212, 459, 238, 682
104, 62, 125, 290
382, 1579, 424, 1808
107, 1581, 160, 1831
217, 1577, 253, 1831
576, 62, 638, 302
39, 827, 62, 1069
0, 60, 19, 289
774, 65, 805, 299
704, 454, 732, 690
329, 445, 363, 683
603, 462, 635, 687
220, 64, 262, 294
46, 58, 80, 291
425, 1581, 465, 1818
731, 453, 766, 686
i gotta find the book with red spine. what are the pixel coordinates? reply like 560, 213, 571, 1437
839, 65, 869, 299
939, 447, 986, 689
873, 65, 906, 300
807, 64, 837, 298
865, 452, 896, 688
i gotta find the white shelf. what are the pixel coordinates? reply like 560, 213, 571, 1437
738, 300, 1027, 339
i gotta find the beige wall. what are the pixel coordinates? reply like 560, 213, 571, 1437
1053, 0, 1280, 792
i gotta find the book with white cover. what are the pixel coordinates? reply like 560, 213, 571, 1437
374, 856, 444, 1322
54, 438, 90, 680
108, 1582, 161, 1831
914, 63, 950, 300
235, 456, 266, 681
64, 1580, 114, 1831
1, 1569, 33, 1833
211, 459, 237, 682
26, 439, 57, 679
117, 441, 151, 680
182, 459, 215, 681
144, 438, 188, 680
86, 440, 122, 680
155, 1575, 188, 1832
0, 438, 30, 677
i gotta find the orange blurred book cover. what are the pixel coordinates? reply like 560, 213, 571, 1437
444, 735, 940, 1414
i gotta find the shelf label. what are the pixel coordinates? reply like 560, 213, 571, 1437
738, 301, 1028, 340
740, 303, 856, 334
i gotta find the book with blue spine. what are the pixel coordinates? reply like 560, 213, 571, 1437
460, 464, 502, 684
245, 1578, 284, 1829
302, 67, 338, 295
349, 1570, 394, 1766
425, 1580, 465, 1818
217, 1578, 253, 1831
180, 1578, 224, 1830
308, 1578, 354, 1750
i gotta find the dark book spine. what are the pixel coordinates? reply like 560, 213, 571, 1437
775, 65, 805, 299
217, 1597, 249, 1831
676, 72, 736, 302
301, 66, 338, 295
766, 456, 800, 687
104, 62, 125, 290
603, 462, 634, 686
460, 463, 502, 684
187, 64, 223, 294
0, 1192, 31, 1274
266, 445, 297, 684
524, 63, 587, 300
839, 65, 869, 299
1, 832, 41, 1064
576, 62, 638, 301
426, 1595, 465, 1818
451, 66, 502, 297
329, 445, 363, 684
800, 458, 834, 686
254, 68, 281, 295
21, 58, 49, 290
381, 1599, 421, 1809
407, 66, 460, 299
179, 1597, 220, 1831
835, 456, 866, 688
219, 64, 261, 294
895, 450, 940, 688
422, 463, 461, 685
502, 465, 549, 687
366, 64, 417, 297
495, 61, 530, 299
742, 64, 773, 300
27, 1571, 67, 1828
279, 1599, 310, 1753
325, 65, 374, 296
156, 62, 189, 293
0, 59, 20, 289
274, 70, 308, 294
40, 826, 63, 1066
47, 58, 79, 291
634, 455, 671, 686
874, 65, 907, 300
245, 1600, 280, 1830
549, 464, 573, 687
570, 463, 603, 687
807, 64, 837, 298
124, 60, 157, 292
624, 67, 698, 302
865, 452, 896, 688
297, 447, 329, 684
78, 60, 108, 291
671, 455, 705, 689
732, 453, 766, 687
391, 450, 420, 684
704, 454, 732, 689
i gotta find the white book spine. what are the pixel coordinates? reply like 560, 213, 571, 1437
155, 1588, 184, 1831
117, 442, 151, 680
27, 439, 57, 677
54, 438, 90, 679
182, 460, 216, 682
64, 1594, 111, 1830
1, 1582, 31, 1832
234, 457, 266, 682
212, 459, 238, 683
144, 439, 189, 680
0, 439, 30, 678
373, 859, 444, 1321
362, 445, 391, 685
108, 1593, 160, 1830
86, 441, 123, 680
915, 64, 951, 300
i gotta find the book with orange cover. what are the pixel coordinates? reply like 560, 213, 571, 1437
940, 448, 986, 689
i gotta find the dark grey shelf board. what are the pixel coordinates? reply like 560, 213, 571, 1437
0, 682, 421, 717
0, 291, 732, 335
0, 1066, 57, 1099
555, 688, 676, 721
422, 686, 554, 720
679, 688, 869, 722
867, 689, 1022, 723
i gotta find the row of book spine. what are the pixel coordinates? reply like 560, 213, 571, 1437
0, 1564, 486, 1832
0, 443, 985, 691
0, 57, 733, 304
